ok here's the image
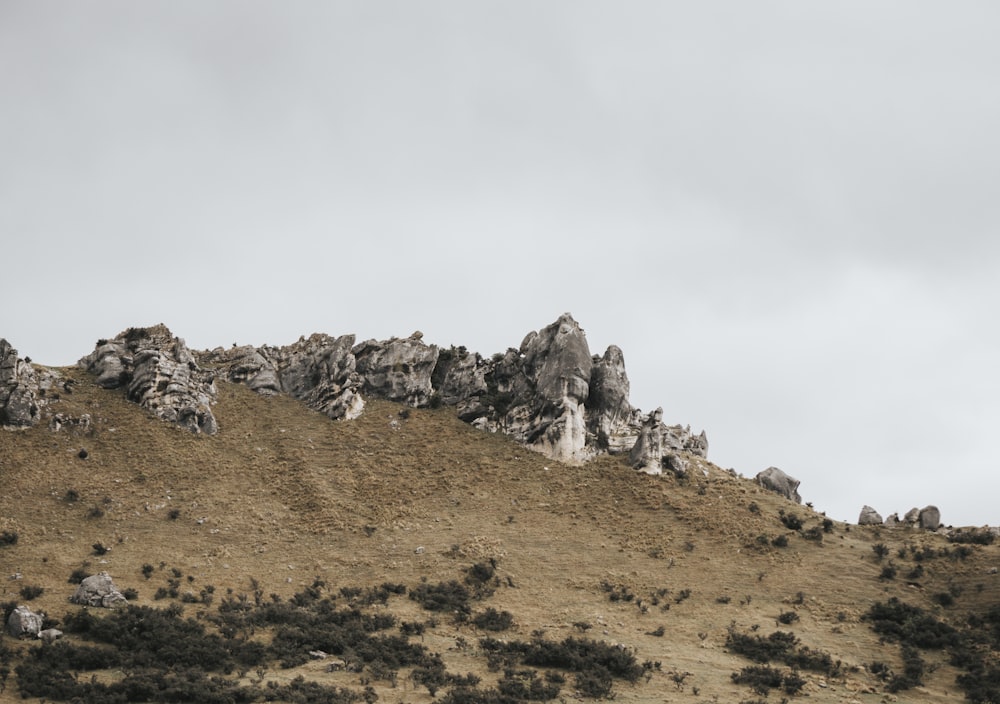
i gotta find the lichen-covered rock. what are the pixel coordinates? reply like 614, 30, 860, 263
0, 339, 41, 427
70, 571, 128, 608
6, 605, 43, 638
353, 333, 439, 407
79, 326, 217, 434
858, 505, 883, 525
755, 467, 802, 503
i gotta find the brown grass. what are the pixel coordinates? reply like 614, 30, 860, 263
1, 367, 997, 702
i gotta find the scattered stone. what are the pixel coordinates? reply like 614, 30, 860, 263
858, 506, 883, 526
70, 571, 128, 608
755, 467, 802, 503
6, 605, 44, 638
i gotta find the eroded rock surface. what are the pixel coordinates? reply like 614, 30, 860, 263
0, 339, 41, 427
79, 325, 218, 434
858, 505, 883, 525
6, 605, 43, 638
70, 571, 128, 608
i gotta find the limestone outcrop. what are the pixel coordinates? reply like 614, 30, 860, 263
79, 326, 218, 434
70, 314, 706, 471
0, 339, 41, 427
755, 467, 802, 503
200, 333, 364, 421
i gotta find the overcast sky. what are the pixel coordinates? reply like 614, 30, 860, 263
3, 2, 999, 526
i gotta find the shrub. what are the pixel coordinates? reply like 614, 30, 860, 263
19, 585, 44, 601
472, 608, 514, 632
771, 535, 789, 548
777, 611, 799, 625
68, 566, 92, 584
0, 531, 18, 546
879, 564, 898, 580
872, 543, 890, 561
409, 580, 472, 618
779, 513, 803, 531
864, 598, 959, 649
948, 530, 995, 545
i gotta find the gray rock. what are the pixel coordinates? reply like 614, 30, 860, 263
858, 505, 883, 525
630, 408, 668, 475
70, 571, 128, 608
38, 628, 63, 643
755, 467, 802, 503
903, 507, 921, 525
354, 333, 440, 407
884, 513, 902, 526
6, 605, 43, 638
0, 339, 41, 427
587, 345, 635, 453
79, 326, 218, 434
919, 505, 941, 531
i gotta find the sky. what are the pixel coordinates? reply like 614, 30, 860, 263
2, 2, 999, 526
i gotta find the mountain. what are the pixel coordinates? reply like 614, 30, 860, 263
1, 316, 999, 704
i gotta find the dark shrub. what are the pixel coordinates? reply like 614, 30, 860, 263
0, 531, 18, 546
19, 585, 44, 600
864, 598, 959, 649
472, 608, 514, 632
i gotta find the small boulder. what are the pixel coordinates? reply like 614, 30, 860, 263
70, 571, 128, 608
38, 628, 63, 644
755, 467, 802, 504
858, 505, 883, 525
6, 605, 44, 638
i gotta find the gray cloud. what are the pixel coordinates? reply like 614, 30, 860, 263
2, 1, 998, 524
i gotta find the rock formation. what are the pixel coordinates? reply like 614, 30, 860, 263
65, 314, 708, 472
70, 571, 128, 608
6, 605, 43, 638
755, 467, 802, 503
858, 505, 883, 525
78, 325, 218, 434
0, 339, 41, 427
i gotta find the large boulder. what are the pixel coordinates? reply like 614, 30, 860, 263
6, 605, 43, 638
755, 467, 802, 503
70, 571, 128, 608
918, 505, 941, 531
0, 339, 41, 427
79, 326, 218, 434
858, 505, 883, 525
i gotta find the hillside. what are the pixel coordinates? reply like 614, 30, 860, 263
2, 366, 1000, 704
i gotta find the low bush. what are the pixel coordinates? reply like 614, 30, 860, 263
19, 585, 44, 601
472, 608, 514, 632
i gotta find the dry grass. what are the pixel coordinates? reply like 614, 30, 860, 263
1, 367, 998, 703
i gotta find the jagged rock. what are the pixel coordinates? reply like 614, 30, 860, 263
755, 467, 802, 503
353, 333, 439, 407
587, 345, 635, 453
432, 346, 488, 417
919, 505, 941, 531
200, 334, 365, 421
510, 314, 593, 463
6, 605, 43, 638
630, 408, 675, 475
858, 505, 883, 525
0, 339, 41, 427
70, 571, 128, 608
79, 326, 218, 434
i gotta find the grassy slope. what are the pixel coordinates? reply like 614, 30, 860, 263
1, 366, 998, 703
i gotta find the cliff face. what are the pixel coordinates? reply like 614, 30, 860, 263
3, 314, 707, 473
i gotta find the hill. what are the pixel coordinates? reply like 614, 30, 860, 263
2, 362, 1000, 704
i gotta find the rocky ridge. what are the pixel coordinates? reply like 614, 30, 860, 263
1, 314, 706, 475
